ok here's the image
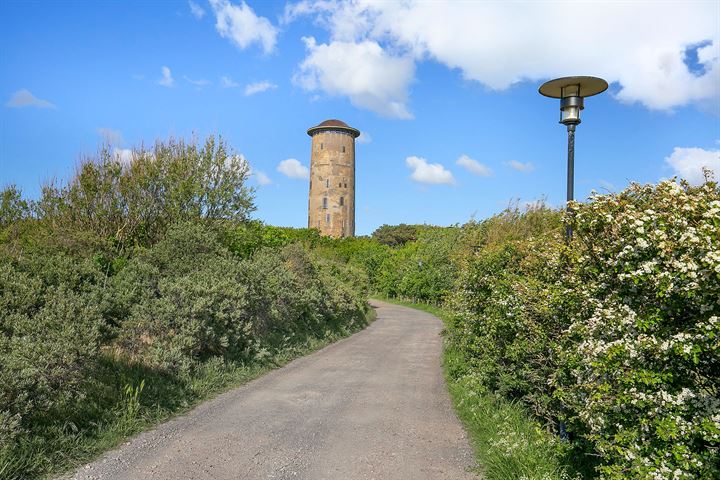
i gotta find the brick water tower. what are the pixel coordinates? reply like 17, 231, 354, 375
307, 119, 360, 238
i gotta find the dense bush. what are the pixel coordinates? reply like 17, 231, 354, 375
0, 137, 370, 479
372, 223, 421, 246
0, 254, 106, 467
370, 226, 461, 303
447, 181, 719, 478
2, 135, 254, 253
555, 181, 720, 478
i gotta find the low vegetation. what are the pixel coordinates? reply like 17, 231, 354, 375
0, 137, 370, 479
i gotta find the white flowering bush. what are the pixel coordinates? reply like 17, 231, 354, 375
555, 180, 719, 478
448, 180, 718, 478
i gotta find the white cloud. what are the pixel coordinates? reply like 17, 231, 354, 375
189, 1, 206, 19
244, 81, 277, 96
97, 127, 123, 145
158, 66, 174, 87
506, 160, 535, 173
210, 0, 278, 54
220, 75, 239, 88
6, 89, 55, 109
254, 170, 272, 185
184, 75, 210, 87
405, 156, 455, 185
665, 147, 720, 184
287, 1, 719, 112
277, 158, 309, 179
357, 131, 372, 144
456, 154, 492, 176
294, 37, 415, 118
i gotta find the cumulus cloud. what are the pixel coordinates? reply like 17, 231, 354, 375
405, 156, 455, 185
244, 81, 277, 96
220, 76, 239, 88
287, 1, 719, 113
456, 154, 492, 176
277, 158, 309, 179
665, 147, 720, 184
506, 160, 535, 173
253, 170, 272, 185
210, 0, 278, 54
294, 37, 415, 118
6, 89, 56, 109
97, 127, 123, 145
189, 1, 206, 19
158, 66, 174, 87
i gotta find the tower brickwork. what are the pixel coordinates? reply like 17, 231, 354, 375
307, 119, 360, 238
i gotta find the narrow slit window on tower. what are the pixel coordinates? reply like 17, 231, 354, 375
342, 145, 345, 153
344, 182, 347, 188
326, 213, 330, 224
323, 197, 328, 209
326, 179, 329, 188
339, 196, 344, 206
320, 142, 323, 149
339, 182, 342, 187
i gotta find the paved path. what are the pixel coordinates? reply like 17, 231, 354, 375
68, 300, 477, 480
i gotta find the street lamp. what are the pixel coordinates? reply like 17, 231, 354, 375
539, 76, 608, 240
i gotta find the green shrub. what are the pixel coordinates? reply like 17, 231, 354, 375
553, 181, 720, 479
447, 207, 565, 425
0, 279, 103, 451
0, 134, 372, 479
449, 181, 719, 478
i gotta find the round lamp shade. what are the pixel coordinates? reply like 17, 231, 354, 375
539, 76, 608, 99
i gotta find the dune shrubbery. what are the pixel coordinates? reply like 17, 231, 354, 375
445, 180, 719, 478
0, 137, 370, 479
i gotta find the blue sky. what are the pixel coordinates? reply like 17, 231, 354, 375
1, 0, 719, 235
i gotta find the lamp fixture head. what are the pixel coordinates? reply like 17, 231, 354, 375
539, 76, 608, 126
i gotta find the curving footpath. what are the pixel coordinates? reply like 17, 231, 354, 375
66, 300, 477, 480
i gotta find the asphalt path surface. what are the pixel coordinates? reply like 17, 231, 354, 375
67, 300, 477, 480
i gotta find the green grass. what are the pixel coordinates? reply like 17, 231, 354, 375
375, 297, 584, 480
3, 310, 375, 480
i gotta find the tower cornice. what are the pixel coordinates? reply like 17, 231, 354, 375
307, 119, 360, 138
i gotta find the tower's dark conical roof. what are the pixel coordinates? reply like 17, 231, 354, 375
307, 119, 360, 138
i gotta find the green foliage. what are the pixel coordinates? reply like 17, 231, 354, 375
448, 182, 720, 479
554, 181, 720, 479
447, 206, 565, 425
361, 225, 461, 303
371, 223, 421, 246
33, 136, 254, 251
0, 137, 370, 479
0, 185, 31, 228
224, 220, 323, 258
0, 257, 105, 463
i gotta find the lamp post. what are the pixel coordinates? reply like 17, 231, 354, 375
539, 76, 608, 240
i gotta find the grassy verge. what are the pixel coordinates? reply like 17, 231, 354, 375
6, 308, 375, 480
374, 297, 581, 480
